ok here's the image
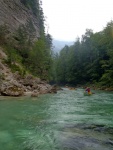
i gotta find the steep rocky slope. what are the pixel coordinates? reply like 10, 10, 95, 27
0, 1, 57, 96
0, 47, 57, 96
0, 0, 40, 40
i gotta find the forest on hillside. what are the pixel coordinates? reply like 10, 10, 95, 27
51, 21, 113, 88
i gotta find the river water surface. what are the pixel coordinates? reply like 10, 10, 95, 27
0, 88, 113, 150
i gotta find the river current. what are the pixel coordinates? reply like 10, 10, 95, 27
0, 88, 113, 150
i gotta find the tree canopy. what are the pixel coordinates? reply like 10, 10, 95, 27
51, 21, 113, 87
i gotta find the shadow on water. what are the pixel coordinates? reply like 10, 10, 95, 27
58, 123, 113, 150
0, 88, 113, 150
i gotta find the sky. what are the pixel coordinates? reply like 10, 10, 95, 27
42, 0, 113, 41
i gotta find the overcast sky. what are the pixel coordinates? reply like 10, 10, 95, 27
42, 0, 113, 41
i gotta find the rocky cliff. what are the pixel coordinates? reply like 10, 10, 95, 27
0, 0, 58, 96
0, 47, 57, 97
0, 0, 40, 40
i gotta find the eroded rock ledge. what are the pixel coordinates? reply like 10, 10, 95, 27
0, 73, 57, 97
0, 48, 57, 97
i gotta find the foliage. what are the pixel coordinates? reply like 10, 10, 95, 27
27, 37, 52, 79
52, 21, 113, 87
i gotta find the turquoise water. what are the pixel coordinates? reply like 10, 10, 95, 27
0, 88, 113, 150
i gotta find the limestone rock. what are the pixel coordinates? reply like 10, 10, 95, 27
0, 47, 58, 97
31, 92, 39, 97
0, 81, 24, 96
0, 0, 40, 40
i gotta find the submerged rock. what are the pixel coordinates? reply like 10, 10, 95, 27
59, 124, 113, 150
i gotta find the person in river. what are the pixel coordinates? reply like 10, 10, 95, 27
85, 87, 92, 95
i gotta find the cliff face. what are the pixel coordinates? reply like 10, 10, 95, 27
0, 47, 57, 97
0, 0, 57, 97
0, 0, 40, 40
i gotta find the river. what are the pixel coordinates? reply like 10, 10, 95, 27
0, 88, 113, 150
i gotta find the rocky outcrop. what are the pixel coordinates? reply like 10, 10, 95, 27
0, 0, 40, 40
0, 69, 57, 97
0, 71, 57, 97
0, 1, 58, 97
0, 80, 24, 96
0, 47, 57, 97
0, 75, 56, 97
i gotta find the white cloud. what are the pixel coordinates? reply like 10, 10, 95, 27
42, 0, 113, 41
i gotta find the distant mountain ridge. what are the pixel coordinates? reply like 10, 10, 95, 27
52, 39, 74, 53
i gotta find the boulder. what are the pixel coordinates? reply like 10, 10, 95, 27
49, 85, 57, 93
0, 80, 24, 96
20, 75, 41, 87
31, 92, 39, 97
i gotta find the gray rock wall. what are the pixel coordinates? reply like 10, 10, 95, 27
0, 0, 40, 40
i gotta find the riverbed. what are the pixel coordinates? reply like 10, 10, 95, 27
0, 88, 113, 150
